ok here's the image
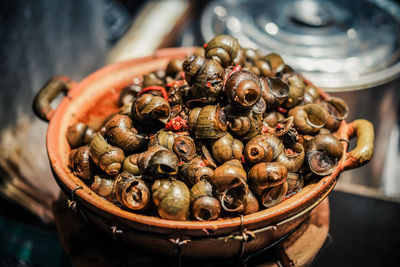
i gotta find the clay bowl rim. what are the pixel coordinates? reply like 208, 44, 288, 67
46, 47, 342, 232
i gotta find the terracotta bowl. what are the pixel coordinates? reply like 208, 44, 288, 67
33, 47, 374, 259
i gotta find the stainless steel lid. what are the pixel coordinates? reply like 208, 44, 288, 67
201, 0, 400, 91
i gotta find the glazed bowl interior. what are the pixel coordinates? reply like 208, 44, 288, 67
47, 47, 337, 237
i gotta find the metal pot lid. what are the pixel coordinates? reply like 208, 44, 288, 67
201, 0, 400, 91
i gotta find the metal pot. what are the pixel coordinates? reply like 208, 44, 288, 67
33, 47, 373, 259
201, 0, 400, 198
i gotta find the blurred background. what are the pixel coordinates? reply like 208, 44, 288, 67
0, 0, 399, 266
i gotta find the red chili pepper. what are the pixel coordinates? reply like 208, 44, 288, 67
138, 86, 169, 101
241, 155, 245, 164
199, 161, 207, 167
203, 43, 208, 48
277, 107, 287, 114
276, 123, 283, 130
164, 116, 188, 132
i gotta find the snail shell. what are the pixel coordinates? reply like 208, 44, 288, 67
188, 105, 227, 139
248, 162, 288, 197
321, 97, 349, 131
66, 122, 95, 148
114, 171, 150, 211
183, 55, 225, 103
306, 134, 343, 176
142, 71, 165, 88
122, 154, 141, 175
89, 132, 125, 175
131, 93, 170, 127
242, 189, 260, 215
91, 174, 116, 201
152, 179, 190, 221
244, 134, 284, 165
173, 135, 197, 162
211, 133, 243, 164
148, 130, 177, 151
260, 77, 289, 109
179, 156, 214, 187
226, 108, 263, 142
288, 104, 327, 134
283, 74, 305, 109
204, 34, 240, 68
261, 182, 288, 208
275, 142, 305, 173
190, 180, 221, 221
225, 71, 261, 109
138, 145, 179, 180
105, 114, 149, 152
212, 159, 247, 193
68, 145, 93, 181
263, 111, 285, 128
166, 58, 183, 77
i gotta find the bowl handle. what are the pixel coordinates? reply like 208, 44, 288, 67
32, 76, 76, 122
339, 119, 374, 170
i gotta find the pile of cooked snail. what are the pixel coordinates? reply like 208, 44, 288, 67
67, 35, 349, 221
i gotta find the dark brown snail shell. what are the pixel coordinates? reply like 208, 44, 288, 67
168, 83, 191, 106
260, 77, 289, 108
226, 107, 263, 142
219, 183, 248, 213
261, 182, 288, 208
118, 81, 141, 107
225, 71, 261, 109
321, 97, 349, 131
283, 74, 305, 109
91, 174, 116, 201
253, 53, 285, 77
301, 85, 320, 105
122, 154, 141, 175
306, 134, 344, 176
138, 145, 179, 180
66, 122, 95, 148
212, 159, 247, 193
114, 171, 150, 211
242, 189, 260, 215
288, 104, 327, 134
275, 142, 305, 173
263, 111, 285, 128
89, 132, 125, 175
166, 58, 183, 77
264, 53, 285, 74
68, 145, 93, 181
188, 105, 227, 139
173, 135, 197, 162
183, 55, 225, 103
248, 162, 288, 197
204, 34, 240, 68
286, 172, 304, 195
105, 114, 149, 152
211, 133, 243, 164
152, 179, 190, 221
131, 93, 170, 128
273, 116, 294, 137
243, 48, 262, 65
179, 156, 214, 186
190, 180, 221, 221
244, 134, 283, 165
142, 71, 165, 88
148, 130, 177, 151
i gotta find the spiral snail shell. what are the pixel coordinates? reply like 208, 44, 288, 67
152, 179, 190, 221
